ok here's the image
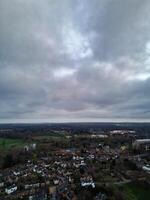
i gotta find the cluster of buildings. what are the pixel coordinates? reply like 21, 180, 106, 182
132, 139, 150, 151
0, 142, 127, 200
0, 130, 150, 199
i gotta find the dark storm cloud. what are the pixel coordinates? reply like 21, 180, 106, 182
0, 0, 150, 122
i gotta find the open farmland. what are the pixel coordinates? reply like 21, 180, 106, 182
0, 138, 28, 152
124, 182, 150, 200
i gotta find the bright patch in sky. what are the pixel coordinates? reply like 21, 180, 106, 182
62, 23, 93, 60
134, 73, 150, 81
53, 68, 76, 78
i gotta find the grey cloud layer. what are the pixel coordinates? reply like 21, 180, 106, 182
0, 0, 150, 122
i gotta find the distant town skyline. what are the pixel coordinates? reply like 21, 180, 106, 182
1, 0, 150, 123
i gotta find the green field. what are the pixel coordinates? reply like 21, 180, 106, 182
32, 134, 69, 142
124, 182, 150, 200
0, 138, 27, 152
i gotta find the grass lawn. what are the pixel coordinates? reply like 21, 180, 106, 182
32, 134, 69, 142
124, 182, 150, 200
0, 137, 27, 152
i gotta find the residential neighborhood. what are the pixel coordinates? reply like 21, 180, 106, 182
0, 125, 149, 199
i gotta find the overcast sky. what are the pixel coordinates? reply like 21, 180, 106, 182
1, 0, 150, 123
